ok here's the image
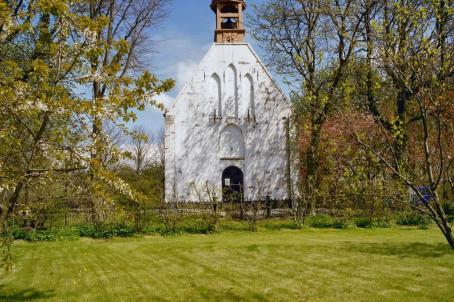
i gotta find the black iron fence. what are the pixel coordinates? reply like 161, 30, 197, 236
12, 200, 294, 230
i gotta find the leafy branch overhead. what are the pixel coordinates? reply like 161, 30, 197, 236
0, 0, 174, 236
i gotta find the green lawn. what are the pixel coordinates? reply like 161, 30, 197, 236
1, 227, 453, 302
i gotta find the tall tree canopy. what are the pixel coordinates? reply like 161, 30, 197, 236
251, 0, 454, 249
0, 0, 174, 242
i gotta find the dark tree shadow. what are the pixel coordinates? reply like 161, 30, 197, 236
0, 287, 54, 301
344, 242, 453, 258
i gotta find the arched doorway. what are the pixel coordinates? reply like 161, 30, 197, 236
222, 166, 244, 203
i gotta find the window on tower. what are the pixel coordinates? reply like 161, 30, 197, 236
221, 4, 238, 14
221, 18, 238, 29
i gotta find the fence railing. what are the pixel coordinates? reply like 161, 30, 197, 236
12, 200, 294, 230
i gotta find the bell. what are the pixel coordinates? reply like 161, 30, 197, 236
224, 18, 237, 29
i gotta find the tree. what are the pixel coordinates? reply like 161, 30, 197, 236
130, 126, 153, 177
342, 1, 454, 249
250, 0, 363, 213
102, 123, 127, 171
0, 0, 173, 241
71, 0, 172, 218
252, 0, 454, 250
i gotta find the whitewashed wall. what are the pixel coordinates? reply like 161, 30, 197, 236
165, 43, 292, 202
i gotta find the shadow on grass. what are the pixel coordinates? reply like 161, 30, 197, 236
0, 287, 54, 301
345, 242, 453, 258
196, 285, 274, 302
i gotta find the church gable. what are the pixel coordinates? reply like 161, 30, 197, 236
169, 43, 289, 122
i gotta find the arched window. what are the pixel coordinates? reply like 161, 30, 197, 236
224, 64, 237, 117
240, 73, 255, 119
208, 73, 221, 117
220, 124, 245, 159
221, 18, 238, 29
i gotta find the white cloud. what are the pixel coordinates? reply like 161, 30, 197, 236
134, 25, 212, 132
175, 60, 198, 91
151, 26, 211, 96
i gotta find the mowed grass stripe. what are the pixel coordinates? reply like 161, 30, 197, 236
1, 228, 454, 301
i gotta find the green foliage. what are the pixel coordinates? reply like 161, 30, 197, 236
442, 203, 454, 216
12, 228, 79, 241
158, 217, 217, 236
179, 218, 217, 235
396, 213, 431, 229
250, 0, 454, 250
332, 220, 350, 229
353, 218, 391, 229
7, 211, 439, 243
354, 217, 373, 228
142, 224, 166, 234
116, 166, 164, 205
1, 233, 14, 272
308, 215, 348, 229
306, 215, 394, 229
23, 231, 57, 242
259, 219, 302, 230
78, 223, 136, 239
308, 215, 333, 228
217, 220, 250, 232
11, 229, 28, 240
12, 223, 136, 241
374, 219, 392, 229
0, 0, 174, 244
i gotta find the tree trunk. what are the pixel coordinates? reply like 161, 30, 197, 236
0, 182, 23, 234
441, 224, 454, 251
305, 122, 322, 215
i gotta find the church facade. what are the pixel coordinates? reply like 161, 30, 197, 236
164, 0, 294, 202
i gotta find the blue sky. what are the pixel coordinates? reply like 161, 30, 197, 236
132, 0, 285, 135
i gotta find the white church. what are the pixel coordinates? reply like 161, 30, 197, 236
164, 0, 294, 203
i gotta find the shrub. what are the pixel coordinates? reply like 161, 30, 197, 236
396, 212, 431, 228
309, 215, 335, 228
260, 219, 301, 230
354, 218, 373, 228
12, 228, 79, 241
114, 223, 137, 237
179, 218, 216, 235
28, 231, 58, 241
12, 228, 29, 240
77, 225, 97, 238
77, 223, 136, 239
142, 224, 166, 234
218, 220, 249, 232
374, 219, 392, 228
442, 203, 454, 216
332, 220, 349, 229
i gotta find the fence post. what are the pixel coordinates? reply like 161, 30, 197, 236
266, 195, 271, 218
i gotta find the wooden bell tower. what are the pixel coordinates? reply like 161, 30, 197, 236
211, 0, 246, 43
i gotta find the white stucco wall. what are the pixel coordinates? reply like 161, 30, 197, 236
165, 43, 292, 202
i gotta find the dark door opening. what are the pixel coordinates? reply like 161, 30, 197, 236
222, 166, 244, 203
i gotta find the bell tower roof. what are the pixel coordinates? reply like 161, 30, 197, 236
210, 0, 247, 43
210, 0, 246, 12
